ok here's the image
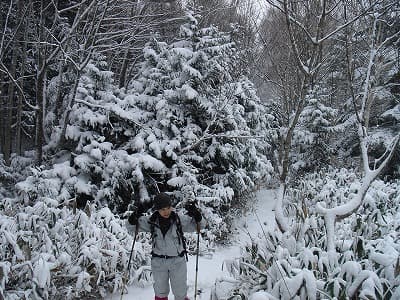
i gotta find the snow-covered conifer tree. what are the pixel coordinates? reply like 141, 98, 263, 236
291, 86, 338, 177
125, 12, 274, 231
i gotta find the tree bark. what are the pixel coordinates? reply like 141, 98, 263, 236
16, 17, 28, 156
3, 44, 17, 165
0, 73, 5, 156
35, 67, 46, 165
2, 0, 25, 165
119, 49, 131, 89
54, 61, 65, 121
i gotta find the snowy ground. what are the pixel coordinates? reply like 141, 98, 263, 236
108, 189, 276, 300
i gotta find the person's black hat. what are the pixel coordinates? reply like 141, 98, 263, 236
153, 192, 172, 210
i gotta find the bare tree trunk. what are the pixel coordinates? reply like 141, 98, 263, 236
15, 86, 23, 155
0, 74, 4, 156
3, 43, 17, 165
34, 0, 50, 165
2, 0, 26, 164
36, 66, 46, 165
119, 49, 131, 89
16, 20, 28, 156
54, 61, 65, 121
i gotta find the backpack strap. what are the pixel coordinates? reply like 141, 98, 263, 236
149, 211, 159, 247
173, 212, 188, 261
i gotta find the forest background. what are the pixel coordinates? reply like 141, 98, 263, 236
0, 0, 399, 299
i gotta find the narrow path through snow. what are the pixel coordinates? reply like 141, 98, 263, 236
109, 189, 276, 300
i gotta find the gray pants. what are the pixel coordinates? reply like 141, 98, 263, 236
151, 256, 188, 300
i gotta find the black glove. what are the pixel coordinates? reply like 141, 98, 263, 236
185, 202, 202, 223
128, 204, 145, 225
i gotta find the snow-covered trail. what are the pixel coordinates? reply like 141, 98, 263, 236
108, 189, 276, 300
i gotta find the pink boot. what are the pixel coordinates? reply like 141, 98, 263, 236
154, 297, 168, 300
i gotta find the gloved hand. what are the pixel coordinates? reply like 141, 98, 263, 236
128, 204, 145, 225
185, 202, 202, 223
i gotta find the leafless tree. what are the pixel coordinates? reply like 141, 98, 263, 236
316, 0, 400, 252
0, 0, 29, 164
256, 0, 397, 233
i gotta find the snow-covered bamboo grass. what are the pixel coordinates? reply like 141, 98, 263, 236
231, 173, 400, 299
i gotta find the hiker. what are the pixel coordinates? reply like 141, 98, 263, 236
126, 192, 204, 300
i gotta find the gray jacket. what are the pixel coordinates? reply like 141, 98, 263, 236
126, 211, 204, 257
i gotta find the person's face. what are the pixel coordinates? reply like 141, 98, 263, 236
158, 206, 172, 218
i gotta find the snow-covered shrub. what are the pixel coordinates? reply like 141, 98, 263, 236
222, 169, 400, 299
0, 195, 147, 299
0, 153, 35, 199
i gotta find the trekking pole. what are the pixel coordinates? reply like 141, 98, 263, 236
120, 224, 139, 300
194, 222, 200, 300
